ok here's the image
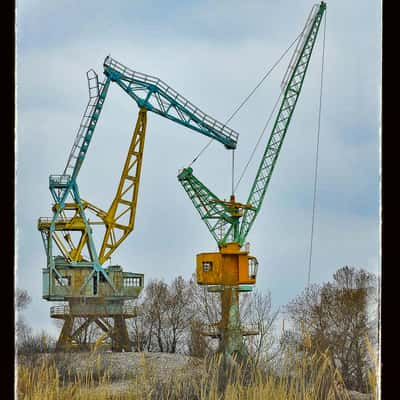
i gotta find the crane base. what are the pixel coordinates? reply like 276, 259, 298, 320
51, 299, 135, 352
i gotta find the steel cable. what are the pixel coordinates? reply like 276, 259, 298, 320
307, 11, 327, 287
234, 91, 283, 192
188, 31, 303, 168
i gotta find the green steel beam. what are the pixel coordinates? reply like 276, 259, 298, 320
238, 2, 326, 245
178, 167, 235, 245
177, 2, 326, 250
103, 57, 239, 150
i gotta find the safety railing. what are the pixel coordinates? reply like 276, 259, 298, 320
50, 305, 70, 317
49, 174, 71, 187
50, 304, 138, 317
241, 323, 260, 336
122, 304, 138, 316
38, 216, 71, 225
37, 216, 87, 232
201, 322, 259, 337
199, 325, 219, 337
104, 56, 239, 143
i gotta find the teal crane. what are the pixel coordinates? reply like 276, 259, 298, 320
178, 2, 326, 359
39, 56, 239, 351
41, 56, 240, 298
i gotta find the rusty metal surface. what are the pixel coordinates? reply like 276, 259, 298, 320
43, 265, 144, 301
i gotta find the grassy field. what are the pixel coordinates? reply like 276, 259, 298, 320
16, 345, 378, 400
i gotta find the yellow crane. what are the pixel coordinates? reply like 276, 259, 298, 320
38, 56, 239, 351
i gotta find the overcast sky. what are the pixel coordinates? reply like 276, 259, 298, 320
15, 0, 381, 336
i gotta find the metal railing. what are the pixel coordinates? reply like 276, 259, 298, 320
50, 304, 138, 317
122, 305, 138, 316
38, 216, 72, 225
241, 323, 260, 335
201, 322, 259, 337
104, 56, 239, 143
49, 174, 71, 187
201, 325, 220, 337
50, 305, 70, 316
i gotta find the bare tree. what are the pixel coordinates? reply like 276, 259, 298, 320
186, 274, 221, 355
18, 330, 56, 355
187, 276, 280, 361
163, 276, 194, 353
16, 288, 32, 347
126, 295, 148, 352
74, 318, 103, 348
16, 288, 32, 311
16, 289, 56, 355
284, 266, 377, 393
145, 279, 169, 352
126, 275, 281, 361
242, 289, 280, 369
187, 319, 208, 358
189, 275, 221, 325
137, 278, 189, 353
128, 275, 218, 355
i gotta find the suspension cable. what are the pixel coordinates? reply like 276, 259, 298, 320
231, 150, 235, 196
307, 11, 327, 288
234, 90, 283, 193
188, 31, 303, 168
224, 32, 302, 127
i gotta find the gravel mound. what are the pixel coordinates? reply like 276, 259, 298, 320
35, 351, 202, 383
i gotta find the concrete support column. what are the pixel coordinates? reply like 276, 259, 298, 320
220, 286, 243, 360
55, 316, 74, 351
112, 315, 131, 352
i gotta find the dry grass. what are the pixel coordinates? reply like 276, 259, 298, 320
16, 346, 376, 400
365, 335, 378, 400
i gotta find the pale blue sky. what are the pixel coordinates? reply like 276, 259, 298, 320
16, 0, 381, 336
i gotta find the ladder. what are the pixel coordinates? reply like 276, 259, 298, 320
63, 70, 110, 179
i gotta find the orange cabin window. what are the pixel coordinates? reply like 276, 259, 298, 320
202, 261, 213, 272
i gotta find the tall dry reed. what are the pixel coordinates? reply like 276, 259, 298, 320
17, 344, 377, 400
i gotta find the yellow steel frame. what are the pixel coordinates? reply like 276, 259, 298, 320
39, 108, 148, 266
99, 108, 147, 264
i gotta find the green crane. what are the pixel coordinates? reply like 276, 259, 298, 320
178, 2, 326, 359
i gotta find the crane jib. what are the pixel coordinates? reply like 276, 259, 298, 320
177, 2, 326, 248
42, 49, 242, 292
238, 1, 326, 245
103, 56, 239, 150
